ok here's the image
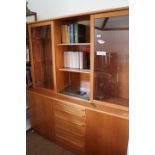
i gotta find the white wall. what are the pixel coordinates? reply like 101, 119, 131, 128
27, 0, 128, 21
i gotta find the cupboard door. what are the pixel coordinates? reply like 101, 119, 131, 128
93, 10, 129, 107
29, 22, 54, 90
86, 110, 128, 155
27, 92, 54, 140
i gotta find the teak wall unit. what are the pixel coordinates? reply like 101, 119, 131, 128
27, 7, 129, 155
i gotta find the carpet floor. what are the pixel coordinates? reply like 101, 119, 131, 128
26, 131, 75, 155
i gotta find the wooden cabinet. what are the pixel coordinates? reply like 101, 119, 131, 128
86, 109, 128, 155
27, 7, 129, 155
53, 100, 86, 154
27, 92, 55, 141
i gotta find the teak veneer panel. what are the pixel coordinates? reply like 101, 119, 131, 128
54, 109, 85, 127
55, 137, 85, 155
55, 117, 85, 136
56, 127, 85, 148
53, 98, 86, 154
53, 20, 69, 91
27, 88, 128, 119
94, 9, 129, 19
53, 100, 85, 117
59, 68, 90, 74
90, 14, 95, 102
27, 92, 55, 141
86, 109, 128, 155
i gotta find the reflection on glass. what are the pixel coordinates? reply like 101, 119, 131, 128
94, 16, 129, 106
31, 25, 53, 89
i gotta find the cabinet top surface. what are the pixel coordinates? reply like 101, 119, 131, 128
27, 7, 129, 25
27, 88, 129, 120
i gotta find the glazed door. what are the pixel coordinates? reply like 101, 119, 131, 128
93, 10, 129, 107
29, 22, 54, 90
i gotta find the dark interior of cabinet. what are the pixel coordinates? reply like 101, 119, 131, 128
60, 72, 90, 100
31, 25, 53, 89
94, 16, 129, 106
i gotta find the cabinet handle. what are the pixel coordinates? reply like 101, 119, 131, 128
91, 102, 96, 107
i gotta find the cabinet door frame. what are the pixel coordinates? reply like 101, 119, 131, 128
90, 8, 129, 109
27, 92, 55, 140
28, 21, 56, 92
86, 109, 129, 155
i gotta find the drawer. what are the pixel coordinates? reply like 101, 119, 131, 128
55, 127, 85, 151
54, 109, 85, 126
53, 100, 85, 118
55, 117, 85, 136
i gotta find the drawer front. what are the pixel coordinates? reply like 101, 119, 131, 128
54, 100, 85, 118
53, 100, 86, 153
55, 127, 85, 151
53, 100, 86, 126
54, 109, 85, 126
55, 117, 85, 136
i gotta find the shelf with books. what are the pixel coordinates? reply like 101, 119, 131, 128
61, 22, 89, 44
53, 17, 91, 100
59, 68, 90, 74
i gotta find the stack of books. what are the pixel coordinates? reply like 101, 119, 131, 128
61, 23, 86, 43
64, 51, 90, 69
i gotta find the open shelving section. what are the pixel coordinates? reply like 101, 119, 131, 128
53, 15, 91, 100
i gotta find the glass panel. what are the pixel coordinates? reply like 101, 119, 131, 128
31, 25, 54, 89
94, 16, 129, 106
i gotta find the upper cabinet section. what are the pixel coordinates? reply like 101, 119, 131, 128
28, 22, 54, 90
93, 10, 129, 106
27, 8, 129, 106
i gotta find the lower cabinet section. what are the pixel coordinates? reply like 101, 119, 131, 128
86, 110, 129, 155
53, 100, 86, 154
27, 92, 55, 141
27, 91, 128, 155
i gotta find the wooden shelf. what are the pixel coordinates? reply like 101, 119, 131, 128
59, 68, 90, 74
57, 43, 90, 46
